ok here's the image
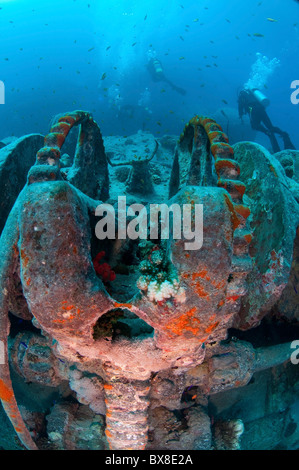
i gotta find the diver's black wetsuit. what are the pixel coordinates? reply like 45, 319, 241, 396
238, 89, 296, 153
147, 58, 186, 96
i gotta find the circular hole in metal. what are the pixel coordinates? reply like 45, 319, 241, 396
93, 308, 154, 342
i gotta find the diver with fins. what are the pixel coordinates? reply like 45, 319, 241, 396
147, 53, 186, 96
238, 88, 296, 153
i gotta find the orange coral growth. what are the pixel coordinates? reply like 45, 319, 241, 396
219, 180, 246, 197
59, 115, 77, 126
199, 117, 216, 127
0, 380, 14, 403
215, 158, 239, 173
165, 307, 200, 336
204, 122, 223, 134
223, 194, 241, 231
193, 282, 210, 299
269, 164, 278, 177
234, 204, 251, 219
79, 130, 85, 146
208, 131, 229, 143
114, 302, 132, 309
45, 132, 65, 149
226, 294, 240, 302
104, 384, 113, 390
50, 122, 70, 135
62, 304, 75, 311
244, 233, 252, 244
20, 249, 29, 268
191, 269, 209, 280
211, 142, 234, 157
205, 321, 219, 334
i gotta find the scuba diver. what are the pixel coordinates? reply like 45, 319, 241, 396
238, 88, 296, 153
147, 55, 186, 96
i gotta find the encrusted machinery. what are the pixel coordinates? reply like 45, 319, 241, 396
0, 111, 298, 450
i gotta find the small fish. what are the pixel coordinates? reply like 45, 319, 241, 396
253, 33, 264, 37
226, 18, 231, 23
179, 56, 185, 60
221, 109, 228, 118
222, 99, 228, 104
101, 73, 106, 80
206, 64, 211, 68
210, 40, 214, 43
20, 342, 28, 349
132, 42, 137, 46
193, 18, 199, 22
267, 18, 277, 22
156, 121, 162, 126
235, 35, 240, 40
88, 47, 95, 52
144, 14, 147, 20
179, 35, 184, 41
160, 88, 166, 93
106, 46, 111, 50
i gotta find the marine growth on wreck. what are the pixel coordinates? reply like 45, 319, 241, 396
0, 0, 299, 453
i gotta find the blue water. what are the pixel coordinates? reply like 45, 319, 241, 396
0, 0, 298, 149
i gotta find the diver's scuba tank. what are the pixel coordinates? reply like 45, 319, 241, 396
152, 58, 164, 78
250, 88, 270, 108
